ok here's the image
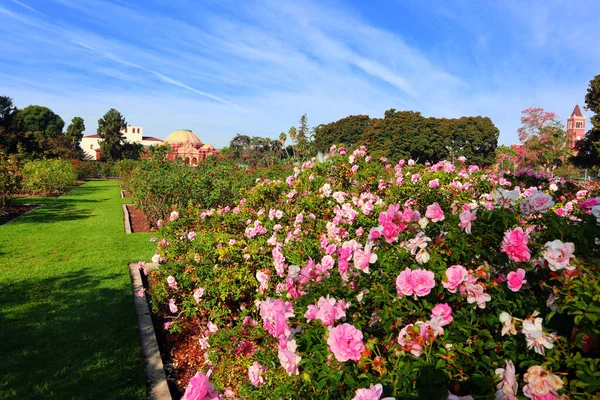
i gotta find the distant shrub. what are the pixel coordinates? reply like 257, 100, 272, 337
21, 159, 77, 195
87, 162, 116, 179
114, 159, 140, 179
123, 155, 291, 227
71, 160, 93, 180
0, 154, 23, 208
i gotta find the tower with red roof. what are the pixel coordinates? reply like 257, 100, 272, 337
566, 105, 586, 153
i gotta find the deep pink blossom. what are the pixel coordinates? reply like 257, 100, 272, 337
501, 228, 531, 262
507, 268, 527, 292
182, 371, 219, 400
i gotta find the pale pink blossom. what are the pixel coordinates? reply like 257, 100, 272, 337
499, 312, 517, 336
458, 209, 477, 234
425, 202, 445, 222
352, 383, 395, 400
198, 336, 210, 349
442, 265, 468, 293
207, 321, 218, 333
465, 284, 491, 309
542, 240, 575, 271
248, 362, 266, 387
520, 191, 554, 215
167, 275, 178, 288
507, 268, 527, 292
169, 211, 179, 221
137, 288, 145, 297
429, 179, 439, 188
327, 323, 365, 362
278, 339, 301, 375
522, 315, 556, 356
182, 370, 219, 400
447, 392, 474, 400
168, 299, 178, 313
523, 365, 563, 400
397, 321, 432, 356
188, 231, 196, 240
193, 288, 204, 303
495, 360, 518, 400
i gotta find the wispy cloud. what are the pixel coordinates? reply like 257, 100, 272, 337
0, 0, 596, 147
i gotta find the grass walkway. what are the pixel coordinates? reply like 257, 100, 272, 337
0, 180, 154, 400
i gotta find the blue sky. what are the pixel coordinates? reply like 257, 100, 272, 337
0, 0, 597, 147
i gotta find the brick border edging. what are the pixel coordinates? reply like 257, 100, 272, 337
129, 263, 172, 400
123, 204, 132, 234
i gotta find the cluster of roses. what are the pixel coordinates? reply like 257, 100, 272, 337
149, 145, 599, 399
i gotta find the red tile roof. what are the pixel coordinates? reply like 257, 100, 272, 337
84, 134, 101, 138
571, 105, 583, 117
142, 136, 163, 142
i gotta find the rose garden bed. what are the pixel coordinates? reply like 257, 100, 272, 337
0, 204, 40, 225
137, 148, 600, 400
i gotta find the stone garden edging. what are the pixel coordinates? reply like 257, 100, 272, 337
123, 204, 132, 234
129, 262, 172, 400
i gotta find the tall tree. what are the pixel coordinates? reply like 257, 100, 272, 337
313, 115, 371, 153
65, 116, 85, 149
296, 114, 309, 156
572, 75, 600, 169
517, 107, 557, 142
98, 108, 126, 161
288, 127, 297, 158
0, 96, 18, 152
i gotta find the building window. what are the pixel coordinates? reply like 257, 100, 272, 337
568, 122, 572, 129
576, 121, 582, 128
90, 144, 93, 149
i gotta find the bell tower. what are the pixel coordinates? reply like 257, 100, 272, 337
566, 105, 586, 153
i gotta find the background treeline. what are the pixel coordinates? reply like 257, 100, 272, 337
313, 109, 499, 165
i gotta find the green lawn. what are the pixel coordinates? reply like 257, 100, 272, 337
0, 180, 154, 400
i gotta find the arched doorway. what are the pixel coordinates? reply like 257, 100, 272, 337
184, 157, 190, 164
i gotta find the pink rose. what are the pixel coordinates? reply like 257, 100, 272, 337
193, 288, 204, 303
579, 197, 600, 210
182, 371, 219, 400
168, 299, 178, 313
429, 179, 439, 189
507, 268, 527, 292
520, 191, 554, 215
458, 209, 477, 234
425, 202, 445, 222
248, 362, 266, 387
259, 298, 294, 339
327, 323, 365, 362
500, 228, 531, 262
396, 268, 414, 296
167, 275, 178, 288
278, 339, 301, 375
431, 303, 453, 326
352, 383, 392, 400
411, 269, 435, 296
397, 321, 432, 356
188, 231, 196, 240
442, 265, 468, 293
542, 240, 575, 271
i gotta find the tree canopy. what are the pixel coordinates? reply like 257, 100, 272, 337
314, 109, 499, 165
14, 105, 64, 138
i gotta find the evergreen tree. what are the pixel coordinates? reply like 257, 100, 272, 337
98, 108, 126, 161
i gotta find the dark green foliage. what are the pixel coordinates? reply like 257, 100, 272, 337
315, 109, 499, 165
313, 115, 371, 152
98, 108, 127, 161
13, 105, 64, 139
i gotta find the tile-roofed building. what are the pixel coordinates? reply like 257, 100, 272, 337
80, 125, 163, 159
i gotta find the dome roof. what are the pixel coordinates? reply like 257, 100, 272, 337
165, 129, 202, 144
201, 144, 215, 150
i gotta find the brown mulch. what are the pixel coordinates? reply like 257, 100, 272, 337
15, 190, 67, 198
0, 204, 40, 225
141, 273, 205, 399
126, 204, 155, 233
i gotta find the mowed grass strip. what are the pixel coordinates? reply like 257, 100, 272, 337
0, 180, 154, 400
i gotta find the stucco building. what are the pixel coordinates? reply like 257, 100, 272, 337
81, 126, 163, 160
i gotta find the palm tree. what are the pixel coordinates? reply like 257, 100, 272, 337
288, 127, 297, 158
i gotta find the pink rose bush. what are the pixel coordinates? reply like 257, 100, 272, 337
145, 147, 599, 399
